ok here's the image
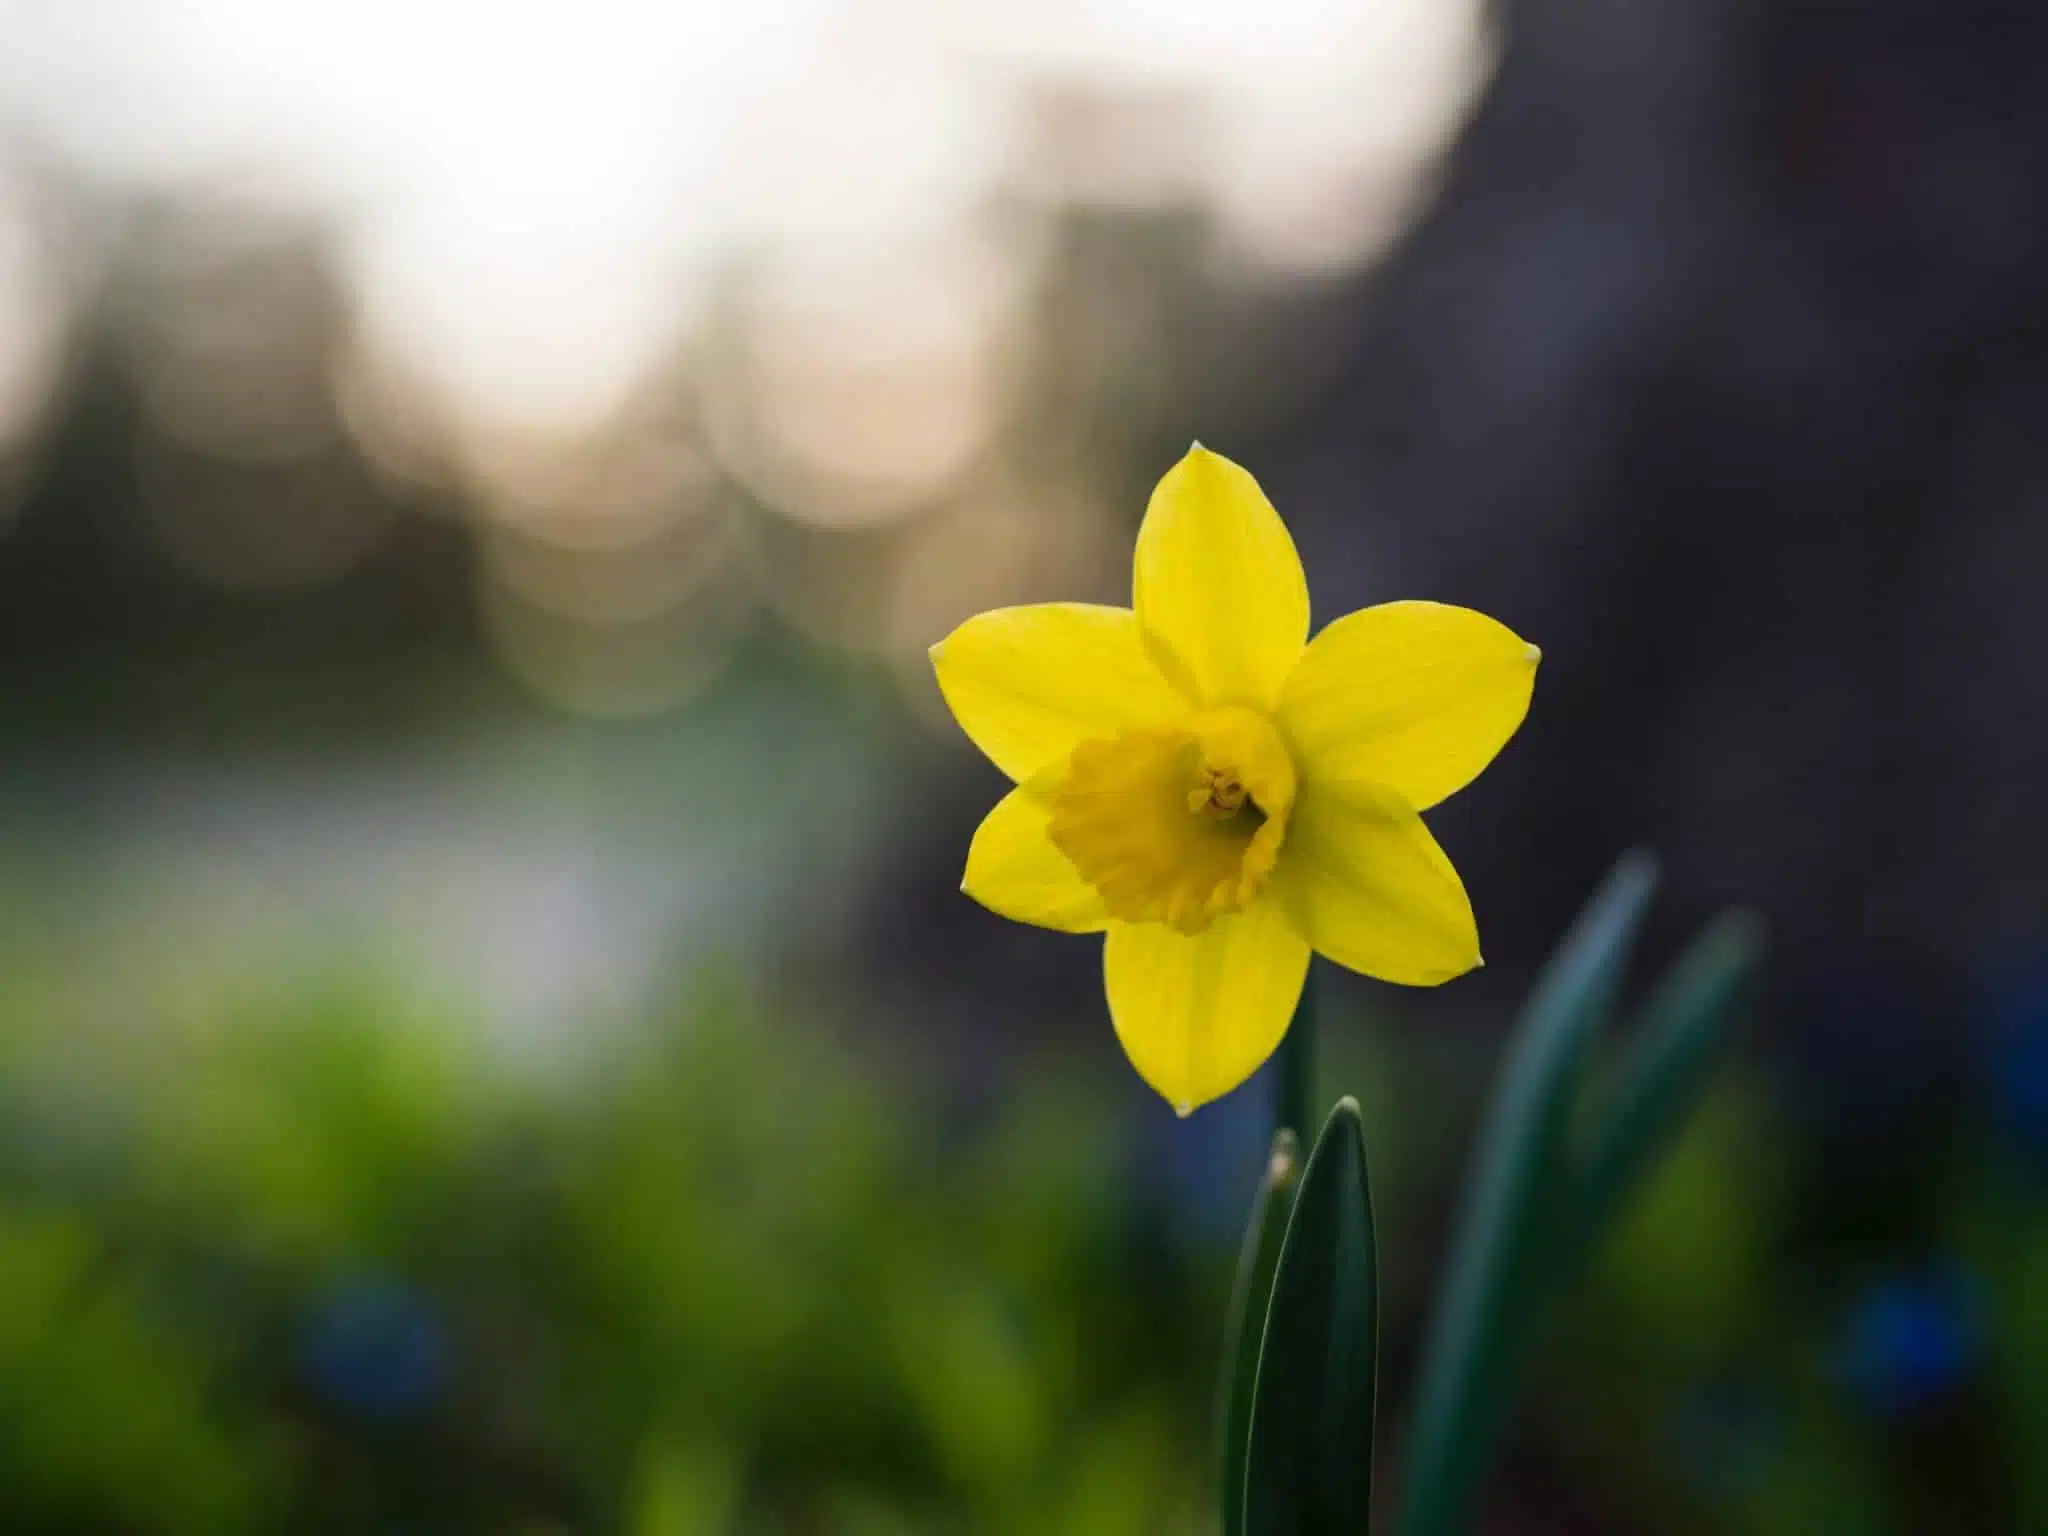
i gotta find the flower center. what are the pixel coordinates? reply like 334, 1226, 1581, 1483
1046, 707, 1297, 934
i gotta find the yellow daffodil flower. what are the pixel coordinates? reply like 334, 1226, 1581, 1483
930, 446, 1538, 1114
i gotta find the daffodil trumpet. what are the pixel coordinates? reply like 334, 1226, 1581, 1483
931, 446, 1538, 1114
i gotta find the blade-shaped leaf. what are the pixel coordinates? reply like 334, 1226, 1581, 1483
1399, 853, 1658, 1536
1243, 1097, 1378, 1536
1218, 1129, 1302, 1536
1566, 909, 1763, 1266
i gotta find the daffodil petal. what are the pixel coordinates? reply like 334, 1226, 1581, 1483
1279, 601, 1538, 812
931, 603, 1187, 782
962, 783, 1108, 933
1133, 446, 1308, 710
1272, 780, 1480, 986
1104, 899, 1310, 1113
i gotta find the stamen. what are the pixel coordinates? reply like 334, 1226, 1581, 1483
1189, 768, 1248, 817
1047, 707, 1297, 934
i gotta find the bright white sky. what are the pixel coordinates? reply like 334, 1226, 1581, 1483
0, 0, 1486, 448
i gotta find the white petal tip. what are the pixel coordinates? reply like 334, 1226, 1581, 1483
1189, 439, 1205, 452
1172, 1102, 1194, 1120
1523, 643, 1542, 664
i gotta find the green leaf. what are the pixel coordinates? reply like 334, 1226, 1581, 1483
1243, 1097, 1378, 1536
1566, 909, 1763, 1266
1398, 852, 1658, 1536
1218, 1129, 1303, 1536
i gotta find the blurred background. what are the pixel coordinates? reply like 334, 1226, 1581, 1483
0, 0, 2042, 1529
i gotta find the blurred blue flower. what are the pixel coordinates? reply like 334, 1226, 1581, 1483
300, 1273, 450, 1423
1833, 1263, 1980, 1420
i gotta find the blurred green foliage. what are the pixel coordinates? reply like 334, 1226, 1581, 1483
0, 965, 1218, 1533
0, 929, 2039, 1532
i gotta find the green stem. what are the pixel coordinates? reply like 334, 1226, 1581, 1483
1274, 963, 1319, 1143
